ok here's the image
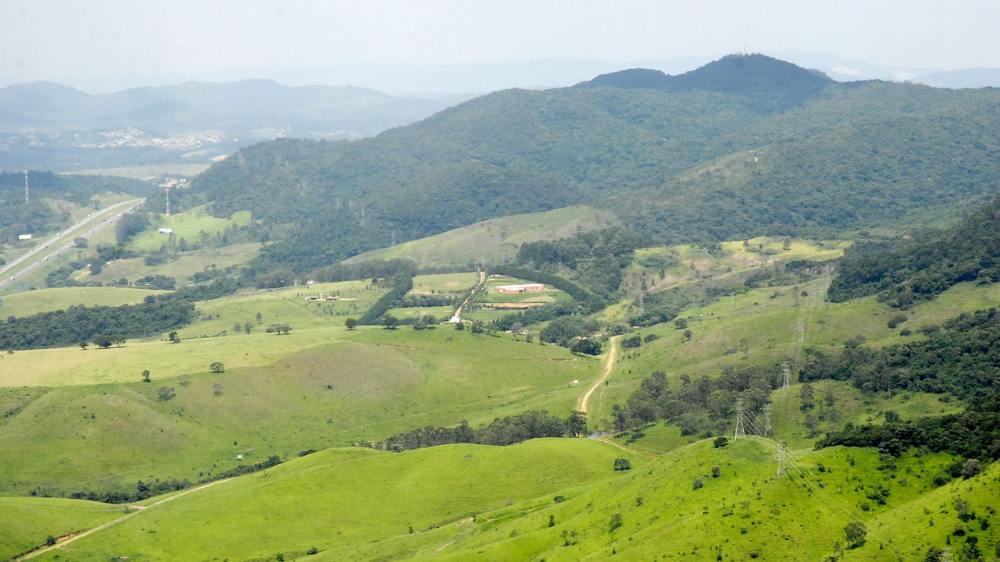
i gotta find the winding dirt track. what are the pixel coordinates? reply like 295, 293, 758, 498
577, 335, 620, 415
17, 479, 229, 560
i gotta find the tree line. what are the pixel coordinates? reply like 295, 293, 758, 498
358, 268, 417, 324
799, 307, 1000, 399
610, 366, 781, 437
0, 300, 196, 350
361, 410, 589, 452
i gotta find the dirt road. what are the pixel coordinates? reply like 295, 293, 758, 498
17, 478, 228, 560
577, 335, 620, 415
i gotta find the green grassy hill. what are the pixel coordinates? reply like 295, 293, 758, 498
0, 325, 598, 496
23, 439, 631, 561
20, 436, 989, 562
0, 497, 125, 560
345, 206, 621, 268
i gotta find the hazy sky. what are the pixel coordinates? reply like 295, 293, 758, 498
3, 0, 999, 84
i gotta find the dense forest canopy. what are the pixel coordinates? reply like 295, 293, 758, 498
828, 193, 1000, 307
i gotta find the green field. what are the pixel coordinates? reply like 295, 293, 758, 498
24, 439, 633, 561
20, 435, 976, 562
409, 272, 478, 295
344, 205, 621, 268
127, 205, 253, 252
0, 497, 126, 560
89, 243, 261, 286
0, 326, 599, 495
0, 286, 168, 317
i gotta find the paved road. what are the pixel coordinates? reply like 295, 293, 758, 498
0, 199, 143, 291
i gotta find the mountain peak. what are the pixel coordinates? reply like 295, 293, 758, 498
576, 54, 831, 109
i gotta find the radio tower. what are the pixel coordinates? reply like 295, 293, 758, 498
743, 26, 751, 56
762, 405, 772, 439
781, 361, 791, 390
734, 398, 747, 441
24, 170, 29, 203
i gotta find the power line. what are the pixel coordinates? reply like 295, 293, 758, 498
734, 398, 747, 441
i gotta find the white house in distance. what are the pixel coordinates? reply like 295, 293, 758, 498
158, 228, 173, 234
494, 283, 544, 294
17, 234, 31, 240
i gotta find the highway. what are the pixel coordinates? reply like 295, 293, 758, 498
0, 198, 144, 291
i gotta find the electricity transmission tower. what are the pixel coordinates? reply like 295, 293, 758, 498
796, 318, 805, 343
781, 361, 790, 391
734, 398, 747, 441
762, 405, 772, 439
776, 441, 787, 477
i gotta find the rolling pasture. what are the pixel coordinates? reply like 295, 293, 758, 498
0, 287, 169, 318
25, 439, 632, 561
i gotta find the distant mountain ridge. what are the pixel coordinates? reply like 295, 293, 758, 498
0, 79, 456, 137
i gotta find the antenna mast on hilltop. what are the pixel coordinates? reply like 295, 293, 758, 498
24, 170, 29, 203
743, 26, 751, 55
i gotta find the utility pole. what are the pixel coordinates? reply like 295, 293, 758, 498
781, 361, 790, 391
762, 405, 772, 439
734, 398, 747, 441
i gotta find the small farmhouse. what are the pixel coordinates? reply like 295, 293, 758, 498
494, 283, 544, 294
158, 228, 173, 234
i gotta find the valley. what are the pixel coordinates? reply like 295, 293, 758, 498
2, 52, 1000, 561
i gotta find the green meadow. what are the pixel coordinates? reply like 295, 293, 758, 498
0, 287, 168, 318
127, 205, 252, 252
21, 435, 980, 562
0, 497, 126, 560
345, 205, 621, 268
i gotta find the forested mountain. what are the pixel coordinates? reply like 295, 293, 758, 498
828, 193, 1000, 307
179, 54, 1000, 273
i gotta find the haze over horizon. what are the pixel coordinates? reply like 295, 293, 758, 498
3, 0, 999, 94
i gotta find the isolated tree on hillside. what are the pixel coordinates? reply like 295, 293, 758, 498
244, 323, 253, 335
256, 312, 263, 324
844, 521, 866, 548
345, 318, 357, 330
566, 410, 587, 437
112, 336, 126, 348
142, 370, 151, 383
570, 338, 602, 356
382, 315, 399, 330
454, 321, 465, 331
674, 318, 688, 329
682, 330, 693, 342
168, 331, 181, 344
93, 335, 113, 349
79, 341, 88, 350
210, 362, 225, 373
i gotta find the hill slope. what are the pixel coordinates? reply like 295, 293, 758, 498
344, 205, 621, 267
